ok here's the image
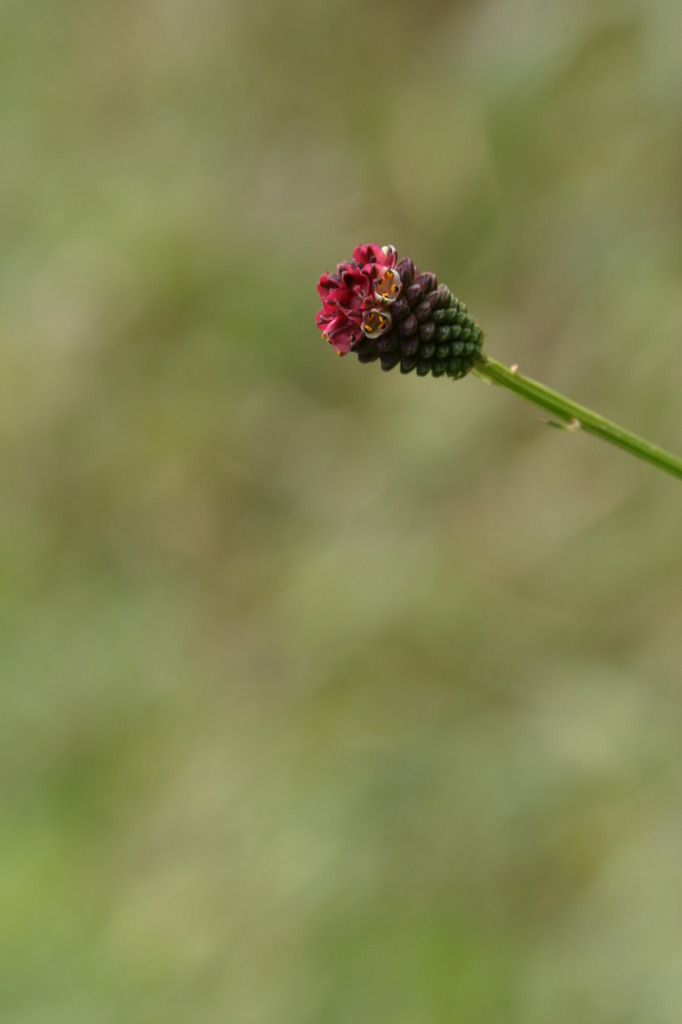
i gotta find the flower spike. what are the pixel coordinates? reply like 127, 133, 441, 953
316, 244, 484, 378
315, 244, 682, 481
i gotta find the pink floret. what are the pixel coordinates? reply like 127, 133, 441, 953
352, 243, 397, 273
316, 244, 398, 356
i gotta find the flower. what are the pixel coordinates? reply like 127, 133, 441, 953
315, 244, 400, 355
314, 248, 682, 480
316, 245, 484, 378
352, 243, 397, 272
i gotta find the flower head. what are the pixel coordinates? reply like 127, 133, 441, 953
316, 245, 484, 378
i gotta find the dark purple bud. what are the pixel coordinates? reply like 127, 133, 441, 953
398, 314, 418, 338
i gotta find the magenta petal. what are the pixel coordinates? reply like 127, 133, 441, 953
353, 243, 397, 275
353, 243, 383, 266
317, 271, 343, 300
341, 266, 371, 292
327, 314, 353, 337
328, 327, 355, 355
329, 286, 365, 311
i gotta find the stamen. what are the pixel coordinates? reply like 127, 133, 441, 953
374, 268, 402, 303
361, 308, 393, 339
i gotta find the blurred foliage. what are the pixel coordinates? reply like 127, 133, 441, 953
1, 0, 682, 1021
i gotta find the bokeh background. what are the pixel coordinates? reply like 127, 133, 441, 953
2, 1, 682, 1021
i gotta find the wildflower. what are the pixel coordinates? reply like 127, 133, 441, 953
316, 244, 484, 377
314, 244, 682, 479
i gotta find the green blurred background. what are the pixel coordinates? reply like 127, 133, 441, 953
2, 1, 682, 1021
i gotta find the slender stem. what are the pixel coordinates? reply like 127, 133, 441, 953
473, 354, 682, 481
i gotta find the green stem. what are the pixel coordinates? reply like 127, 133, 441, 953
473, 354, 682, 481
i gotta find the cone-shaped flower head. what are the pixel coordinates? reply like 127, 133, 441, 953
316, 244, 484, 378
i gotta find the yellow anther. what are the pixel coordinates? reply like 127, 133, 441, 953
361, 308, 393, 339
